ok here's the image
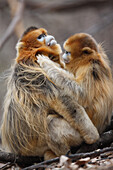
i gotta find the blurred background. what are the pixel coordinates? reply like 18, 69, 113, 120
0, 0, 113, 121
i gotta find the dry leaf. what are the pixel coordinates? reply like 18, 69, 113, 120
76, 157, 90, 166
58, 155, 71, 169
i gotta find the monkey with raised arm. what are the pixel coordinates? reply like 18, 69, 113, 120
37, 33, 113, 134
1, 28, 99, 160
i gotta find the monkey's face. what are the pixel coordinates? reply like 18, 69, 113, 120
62, 33, 99, 73
16, 27, 62, 64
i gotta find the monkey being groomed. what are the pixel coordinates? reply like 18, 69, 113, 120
1, 27, 99, 160
37, 32, 113, 135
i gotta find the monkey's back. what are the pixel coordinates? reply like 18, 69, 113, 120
76, 53, 113, 134
1, 62, 58, 156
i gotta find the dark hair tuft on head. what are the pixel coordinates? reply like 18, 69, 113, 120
21, 26, 38, 38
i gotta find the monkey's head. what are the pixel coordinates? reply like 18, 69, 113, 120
16, 27, 62, 65
62, 33, 100, 74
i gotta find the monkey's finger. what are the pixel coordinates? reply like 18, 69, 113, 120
36, 54, 49, 61
36, 54, 43, 59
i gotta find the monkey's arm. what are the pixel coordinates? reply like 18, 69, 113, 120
37, 55, 82, 98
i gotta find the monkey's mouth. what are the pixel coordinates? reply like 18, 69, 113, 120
49, 55, 59, 62
45, 36, 57, 46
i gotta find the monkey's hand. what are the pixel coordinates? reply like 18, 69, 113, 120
37, 54, 63, 84
37, 54, 56, 68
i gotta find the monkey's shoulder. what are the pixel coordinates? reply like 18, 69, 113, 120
13, 63, 57, 92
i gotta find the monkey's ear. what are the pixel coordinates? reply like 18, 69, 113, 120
82, 47, 93, 55
16, 42, 25, 50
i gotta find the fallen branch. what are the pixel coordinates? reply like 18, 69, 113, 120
0, 150, 41, 168
22, 147, 113, 170
0, 0, 24, 49
22, 157, 59, 170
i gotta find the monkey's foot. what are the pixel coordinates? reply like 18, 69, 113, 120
83, 129, 100, 144
44, 150, 57, 160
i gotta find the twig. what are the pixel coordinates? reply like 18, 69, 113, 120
69, 147, 113, 161
0, 0, 24, 49
22, 157, 59, 170
22, 147, 113, 170
0, 162, 14, 170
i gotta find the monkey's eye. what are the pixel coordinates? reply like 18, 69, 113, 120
65, 51, 71, 55
37, 34, 46, 42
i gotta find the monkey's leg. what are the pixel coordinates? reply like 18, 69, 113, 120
46, 115, 83, 157
49, 95, 99, 145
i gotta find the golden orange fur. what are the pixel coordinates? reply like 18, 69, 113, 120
1, 28, 99, 160
37, 33, 113, 134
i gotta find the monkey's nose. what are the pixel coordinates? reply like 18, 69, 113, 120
45, 35, 57, 46
62, 54, 70, 63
